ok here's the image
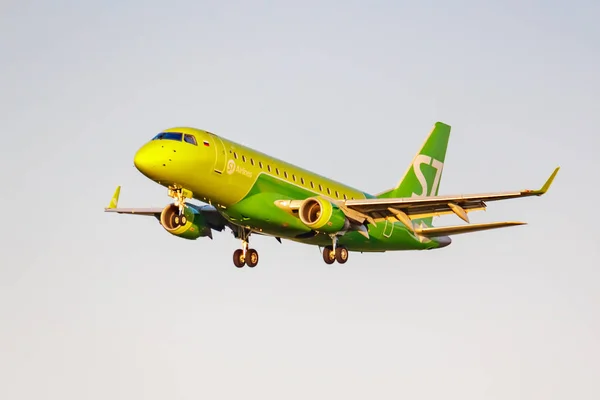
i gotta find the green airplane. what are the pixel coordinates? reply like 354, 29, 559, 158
105, 122, 559, 268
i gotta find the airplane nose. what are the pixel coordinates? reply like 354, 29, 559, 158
133, 145, 155, 174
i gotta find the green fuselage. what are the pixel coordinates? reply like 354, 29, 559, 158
133, 127, 447, 252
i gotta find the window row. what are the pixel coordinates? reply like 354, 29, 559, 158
230, 150, 352, 200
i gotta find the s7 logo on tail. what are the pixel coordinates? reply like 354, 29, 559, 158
412, 155, 444, 197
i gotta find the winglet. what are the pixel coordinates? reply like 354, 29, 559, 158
532, 167, 560, 195
107, 186, 121, 209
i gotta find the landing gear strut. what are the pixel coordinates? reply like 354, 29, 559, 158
232, 227, 259, 268
168, 187, 192, 217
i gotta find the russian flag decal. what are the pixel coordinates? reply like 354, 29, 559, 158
203, 141, 210, 147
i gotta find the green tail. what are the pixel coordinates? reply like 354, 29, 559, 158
377, 121, 451, 226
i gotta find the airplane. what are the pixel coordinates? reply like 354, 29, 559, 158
105, 122, 559, 268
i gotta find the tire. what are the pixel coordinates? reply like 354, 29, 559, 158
233, 249, 245, 268
322, 246, 335, 264
246, 249, 259, 268
335, 246, 348, 264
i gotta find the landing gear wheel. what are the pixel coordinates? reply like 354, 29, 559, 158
246, 249, 259, 268
180, 215, 187, 225
335, 246, 349, 264
322, 246, 335, 264
233, 249, 245, 268
172, 214, 181, 226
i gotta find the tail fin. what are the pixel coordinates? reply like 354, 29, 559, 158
377, 121, 451, 225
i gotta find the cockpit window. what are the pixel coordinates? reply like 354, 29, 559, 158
152, 132, 183, 141
184, 134, 197, 146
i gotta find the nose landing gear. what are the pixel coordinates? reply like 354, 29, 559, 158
168, 187, 193, 216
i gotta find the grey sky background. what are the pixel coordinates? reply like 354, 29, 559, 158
1, 1, 599, 399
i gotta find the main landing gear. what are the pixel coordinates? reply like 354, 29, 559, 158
232, 228, 259, 268
322, 235, 349, 265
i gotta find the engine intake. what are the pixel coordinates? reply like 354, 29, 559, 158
160, 204, 212, 240
299, 197, 349, 234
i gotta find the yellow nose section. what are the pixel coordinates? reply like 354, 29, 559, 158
132, 140, 191, 184
133, 145, 154, 173
133, 143, 169, 178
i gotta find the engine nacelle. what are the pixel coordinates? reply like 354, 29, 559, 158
160, 204, 212, 240
299, 197, 350, 234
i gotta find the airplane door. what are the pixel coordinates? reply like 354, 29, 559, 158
211, 135, 228, 174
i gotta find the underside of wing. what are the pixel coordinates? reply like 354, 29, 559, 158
104, 207, 163, 216
415, 221, 526, 237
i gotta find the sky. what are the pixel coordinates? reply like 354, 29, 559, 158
1, 0, 599, 399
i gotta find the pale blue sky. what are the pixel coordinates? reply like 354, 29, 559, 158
1, 1, 599, 399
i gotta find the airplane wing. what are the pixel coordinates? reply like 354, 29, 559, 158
103, 186, 230, 232
341, 167, 559, 232
104, 187, 163, 216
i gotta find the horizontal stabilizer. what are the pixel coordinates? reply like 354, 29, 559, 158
415, 221, 526, 237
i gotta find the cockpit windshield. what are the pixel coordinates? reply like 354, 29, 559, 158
151, 132, 198, 146
152, 132, 183, 141
184, 134, 197, 145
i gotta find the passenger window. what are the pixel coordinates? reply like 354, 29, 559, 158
267, 165, 271, 172
184, 134, 197, 145
343, 194, 347, 200
300, 177, 305, 185
319, 184, 323, 191
327, 188, 331, 195
310, 182, 315, 189
242, 155, 246, 162
292, 174, 296, 182
276, 168, 280, 175
259, 161, 263, 169
234, 152, 238, 159
284, 171, 288, 179
335, 190, 339, 198
250, 158, 254, 166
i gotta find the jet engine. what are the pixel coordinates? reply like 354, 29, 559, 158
160, 204, 213, 240
298, 196, 350, 234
